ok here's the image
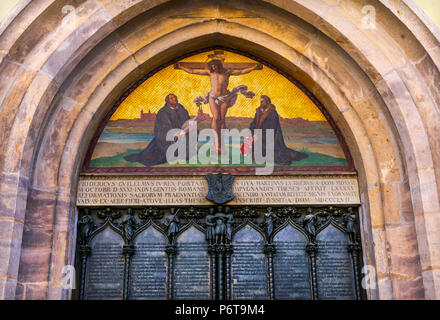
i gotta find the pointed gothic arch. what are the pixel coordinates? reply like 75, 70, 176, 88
0, 0, 437, 300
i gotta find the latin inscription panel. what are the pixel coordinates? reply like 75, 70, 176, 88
174, 226, 210, 299
84, 227, 124, 300
77, 176, 360, 206
232, 225, 268, 300
316, 225, 355, 300
273, 225, 311, 299
130, 226, 167, 299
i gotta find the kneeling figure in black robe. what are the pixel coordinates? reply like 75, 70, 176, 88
124, 94, 190, 166
250, 95, 308, 165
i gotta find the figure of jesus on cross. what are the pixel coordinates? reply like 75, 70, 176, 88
174, 51, 262, 153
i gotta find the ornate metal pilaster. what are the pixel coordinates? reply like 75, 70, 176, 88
264, 243, 276, 300
348, 243, 362, 300
306, 243, 318, 300
216, 244, 227, 300
225, 244, 233, 300
166, 244, 177, 300
208, 245, 217, 300
78, 245, 91, 300
122, 245, 135, 300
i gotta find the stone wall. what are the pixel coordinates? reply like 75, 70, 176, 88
0, 0, 438, 300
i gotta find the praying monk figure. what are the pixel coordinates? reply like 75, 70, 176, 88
175, 52, 262, 152
249, 95, 308, 165
124, 94, 190, 166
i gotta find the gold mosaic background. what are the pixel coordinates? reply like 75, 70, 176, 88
110, 51, 326, 121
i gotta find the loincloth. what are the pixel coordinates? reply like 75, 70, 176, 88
209, 92, 235, 106
194, 85, 255, 109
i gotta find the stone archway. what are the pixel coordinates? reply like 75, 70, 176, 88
0, 0, 438, 300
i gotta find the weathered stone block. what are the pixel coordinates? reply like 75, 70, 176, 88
23, 188, 56, 230
382, 182, 401, 225
0, 278, 18, 300
393, 277, 425, 299
18, 249, 51, 283
23, 282, 47, 300
0, 220, 24, 278
387, 224, 422, 278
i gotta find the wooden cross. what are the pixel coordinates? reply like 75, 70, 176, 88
174, 50, 262, 70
